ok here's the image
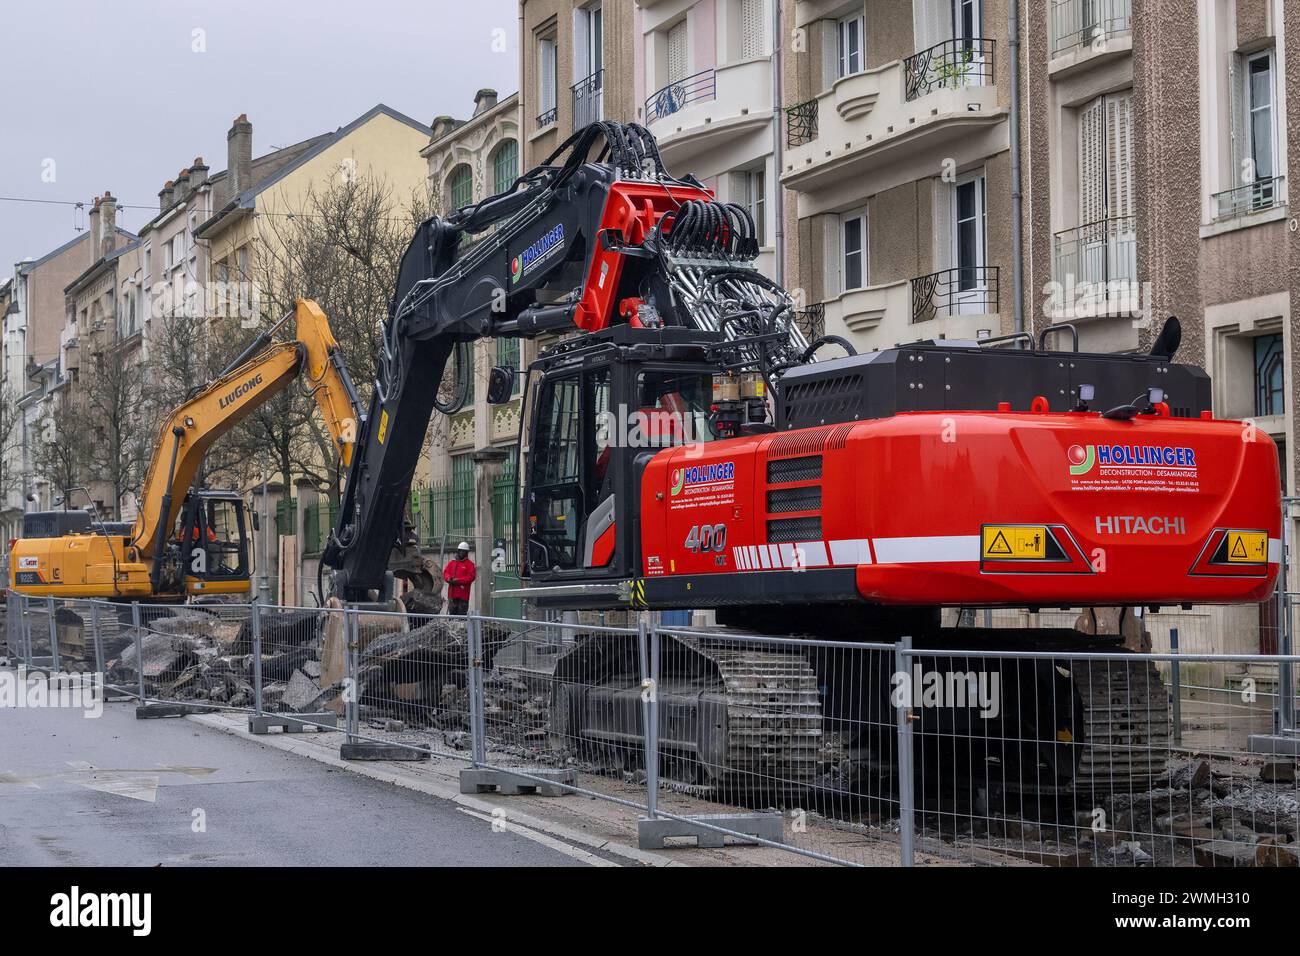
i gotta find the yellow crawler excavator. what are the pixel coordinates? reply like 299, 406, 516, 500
9, 299, 359, 602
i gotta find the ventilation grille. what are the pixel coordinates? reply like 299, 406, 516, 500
782, 374, 864, 428
767, 486, 822, 514
766, 455, 823, 484
767, 424, 837, 458
767, 516, 822, 543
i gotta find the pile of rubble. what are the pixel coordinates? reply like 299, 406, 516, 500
100, 606, 519, 730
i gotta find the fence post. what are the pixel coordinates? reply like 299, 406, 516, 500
90, 601, 104, 676
640, 616, 659, 820
1170, 627, 1182, 747
132, 602, 144, 702
467, 611, 486, 767
251, 600, 264, 716
894, 636, 916, 867
345, 606, 358, 745
46, 595, 59, 672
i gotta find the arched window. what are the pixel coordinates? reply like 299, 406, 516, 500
491, 139, 519, 196
447, 164, 473, 210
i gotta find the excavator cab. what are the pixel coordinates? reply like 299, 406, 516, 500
522, 327, 723, 584
176, 489, 250, 594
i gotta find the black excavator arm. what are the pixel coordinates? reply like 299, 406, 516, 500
322, 122, 820, 601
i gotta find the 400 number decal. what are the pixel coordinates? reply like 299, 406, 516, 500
684, 523, 727, 553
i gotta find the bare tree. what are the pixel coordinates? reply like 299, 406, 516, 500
238, 170, 431, 499
33, 398, 94, 510
83, 342, 152, 520
0, 387, 26, 507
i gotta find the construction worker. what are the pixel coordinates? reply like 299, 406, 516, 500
443, 542, 476, 616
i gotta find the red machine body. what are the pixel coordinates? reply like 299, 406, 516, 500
640, 409, 1280, 607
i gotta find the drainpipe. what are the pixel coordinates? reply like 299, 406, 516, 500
771, 0, 785, 287
1009, 0, 1025, 333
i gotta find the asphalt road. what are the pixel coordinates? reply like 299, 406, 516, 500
0, 688, 584, 866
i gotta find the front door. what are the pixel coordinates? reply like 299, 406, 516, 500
952, 171, 988, 314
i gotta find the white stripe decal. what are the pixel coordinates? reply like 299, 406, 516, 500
758, 546, 771, 569
873, 535, 981, 564
748, 546, 761, 569
1270, 538, 1282, 563
734, 547, 747, 570
829, 538, 871, 566
769, 544, 783, 568
796, 541, 829, 567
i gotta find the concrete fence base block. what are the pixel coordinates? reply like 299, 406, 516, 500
637, 813, 784, 850
459, 767, 576, 796
136, 702, 211, 719
1248, 733, 1300, 757
339, 741, 430, 761
247, 712, 338, 735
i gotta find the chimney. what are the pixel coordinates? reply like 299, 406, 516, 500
227, 114, 252, 196
159, 180, 175, 211
175, 168, 191, 204
473, 89, 498, 116
99, 191, 117, 257
87, 196, 100, 248
189, 156, 209, 191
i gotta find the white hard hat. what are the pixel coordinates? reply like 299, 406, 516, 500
457, 541, 470, 551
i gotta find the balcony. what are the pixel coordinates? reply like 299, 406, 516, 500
782, 40, 1004, 196
1050, 217, 1141, 318
536, 106, 557, 129
572, 70, 604, 129
903, 39, 995, 101
822, 270, 1001, 351
1213, 176, 1286, 221
1050, 0, 1132, 59
644, 61, 772, 168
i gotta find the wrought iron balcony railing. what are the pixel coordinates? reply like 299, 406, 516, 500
1213, 176, 1285, 221
911, 266, 1000, 323
785, 98, 818, 148
1050, 0, 1132, 57
904, 38, 995, 101
537, 106, 558, 128
644, 69, 716, 124
572, 69, 604, 129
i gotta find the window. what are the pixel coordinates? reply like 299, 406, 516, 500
496, 338, 520, 396
1079, 92, 1134, 226
450, 453, 475, 537
732, 167, 766, 246
1255, 332, 1284, 417
837, 10, 864, 78
1247, 52, 1276, 184
538, 34, 558, 123
954, 172, 986, 291
739, 0, 765, 59
492, 140, 518, 196
841, 210, 868, 291
667, 19, 690, 83
448, 164, 473, 210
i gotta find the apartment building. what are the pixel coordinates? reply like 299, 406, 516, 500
636, 0, 783, 277
61, 193, 143, 520
779, 0, 1013, 349
1, 225, 134, 533
418, 90, 523, 557
521, 0, 637, 167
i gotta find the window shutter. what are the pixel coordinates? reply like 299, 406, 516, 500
667, 20, 689, 83
1078, 96, 1105, 225
933, 178, 953, 271
820, 20, 838, 91
540, 38, 556, 111
913, 0, 951, 51
1230, 54, 1248, 185
1105, 91, 1133, 220
740, 0, 764, 59
823, 214, 842, 298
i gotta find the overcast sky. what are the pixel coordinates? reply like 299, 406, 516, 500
0, 0, 519, 274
